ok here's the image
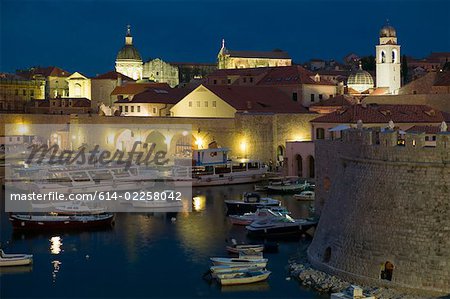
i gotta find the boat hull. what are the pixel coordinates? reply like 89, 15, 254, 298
246, 222, 317, 237
218, 271, 271, 286
0, 256, 33, 267
225, 202, 280, 215
193, 173, 265, 187
9, 214, 115, 230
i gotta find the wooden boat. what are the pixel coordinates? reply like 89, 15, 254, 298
225, 193, 280, 214
246, 214, 317, 237
226, 244, 264, 254
293, 190, 315, 201
267, 179, 312, 194
9, 213, 115, 230
228, 207, 290, 226
0, 249, 33, 267
210, 264, 264, 274
210, 257, 268, 268
209, 266, 265, 279
217, 270, 271, 286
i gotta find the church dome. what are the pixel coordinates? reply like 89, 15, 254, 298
379, 24, 396, 38
347, 63, 374, 93
117, 45, 142, 61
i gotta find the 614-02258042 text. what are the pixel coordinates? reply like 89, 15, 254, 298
9, 191, 183, 202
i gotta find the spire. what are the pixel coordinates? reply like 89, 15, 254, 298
221, 38, 225, 50
125, 25, 133, 45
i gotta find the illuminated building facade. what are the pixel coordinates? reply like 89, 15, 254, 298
115, 25, 143, 81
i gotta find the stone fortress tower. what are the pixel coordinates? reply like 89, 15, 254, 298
376, 22, 401, 94
308, 127, 450, 295
115, 25, 143, 80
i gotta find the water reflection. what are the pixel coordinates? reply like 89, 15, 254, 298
193, 195, 206, 212
50, 236, 62, 255
51, 260, 62, 283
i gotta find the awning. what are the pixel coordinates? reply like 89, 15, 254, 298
328, 124, 351, 132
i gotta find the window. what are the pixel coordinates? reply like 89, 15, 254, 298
425, 136, 429, 141
319, 94, 323, 100
381, 51, 386, 63
250, 77, 253, 83
156, 72, 159, 76
15, 89, 18, 96
213, 79, 217, 85
243, 77, 247, 83
212, 101, 217, 107
153, 107, 157, 114
310, 94, 315, 102
119, 106, 123, 112
188, 101, 192, 107
131, 106, 134, 112
204, 101, 208, 107
432, 136, 436, 141
125, 106, 128, 112
316, 128, 325, 139
23, 90, 26, 96
329, 94, 333, 98
196, 101, 200, 107
137, 106, 141, 113
30, 90, 34, 97
292, 92, 298, 102
227, 79, 231, 84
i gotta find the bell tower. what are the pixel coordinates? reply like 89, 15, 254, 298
375, 22, 401, 94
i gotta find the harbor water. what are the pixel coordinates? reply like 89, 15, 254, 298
0, 184, 326, 299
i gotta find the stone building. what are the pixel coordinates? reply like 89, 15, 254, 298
66, 72, 91, 99
28, 97, 92, 114
217, 39, 292, 69
308, 128, 450, 295
115, 26, 143, 81
17, 66, 71, 98
0, 73, 45, 112
172, 62, 217, 84
143, 58, 179, 87
91, 71, 135, 109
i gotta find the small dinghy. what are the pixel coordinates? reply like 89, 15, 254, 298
0, 249, 33, 267
210, 264, 265, 274
209, 266, 265, 278
226, 244, 264, 254
293, 191, 315, 201
210, 257, 268, 268
217, 270, 271, 286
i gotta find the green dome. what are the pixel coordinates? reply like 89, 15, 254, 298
116, 45, 142, 61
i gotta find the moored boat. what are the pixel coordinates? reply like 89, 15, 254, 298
267, 178, 312, 194
0, 249, 33, 267
228, 207, 290, 226
210, 257, 268, 268
9, 213, 115, 230
217, 270, 271, 286
225, 193, 280, 214
210, 264, 264, 274
226, 244, 264, 254
246, 214, 317, 237
293, 190, 315, 201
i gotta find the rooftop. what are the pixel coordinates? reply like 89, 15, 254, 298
111, 82, 171, 96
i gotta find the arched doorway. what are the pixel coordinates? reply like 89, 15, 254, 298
308, 155, 315, 178
295, 154, 303, 177
116, 129, 134, 152
171, 133, 195, 158
381, 261, 394, 281
276, 145, 285, 168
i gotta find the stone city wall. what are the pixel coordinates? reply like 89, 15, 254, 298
309, 128, 450, 295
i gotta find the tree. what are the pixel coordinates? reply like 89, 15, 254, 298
361, 55, 375, 71
401, 55, 409, 84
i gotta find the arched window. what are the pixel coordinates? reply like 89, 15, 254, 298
381, 51, 386, 63
74, 83, 82, 97
316, 128, 325, 140
392, 49, 397, 63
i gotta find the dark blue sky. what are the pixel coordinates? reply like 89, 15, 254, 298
1, 0, 449, 76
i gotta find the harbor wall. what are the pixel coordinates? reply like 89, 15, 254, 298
309, 128, 450, 294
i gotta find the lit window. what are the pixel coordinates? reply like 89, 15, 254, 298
212, 101, 217, 108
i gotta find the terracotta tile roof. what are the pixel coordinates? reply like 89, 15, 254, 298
225, 49, 290, 59
111, 82, 171, 95
116, 87, 192, 104
93, 71, 135, 81
433, 71, 450, 86
208, 67, 269, 77
17, 66, 71, 79
310, 95, 356, 107
258, 66, 335, 86
370, 87, 390, 95
406, 125, 441, 134
311, 104, 448, 124
204, 85, 310, 114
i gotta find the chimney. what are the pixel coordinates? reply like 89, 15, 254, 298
117, 74, 122, 86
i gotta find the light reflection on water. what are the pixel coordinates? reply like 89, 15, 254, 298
0, 184, 325, 299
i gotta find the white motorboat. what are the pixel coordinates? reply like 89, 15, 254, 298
53, 202, 106, 214
0, 249, 33, 267
210, 257, 268, 268
246, 214, 317, 236
217, 270, 271, 286
293, 190, 315, 201
225, 193, 280, 214
171, 148, 267, 187
228, 207, 290, 225
210, 264, 264, 274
